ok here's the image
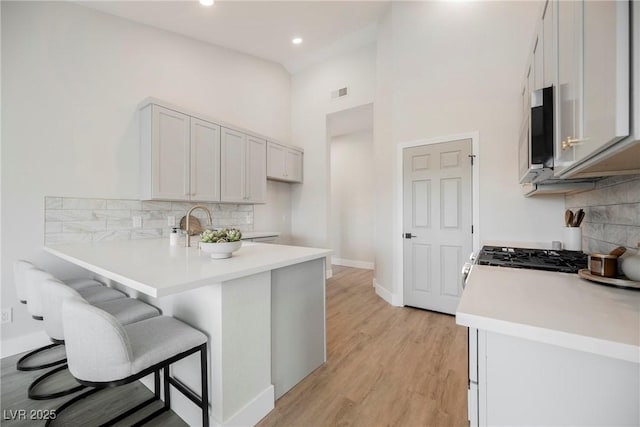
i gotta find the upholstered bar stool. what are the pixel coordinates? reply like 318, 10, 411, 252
49, 297, 209, 427
16, 261, 122, 372
27, 277, 161, 400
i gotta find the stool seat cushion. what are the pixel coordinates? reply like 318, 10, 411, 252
77, 286, 125, 304
126, 317, 207, 376
42, 279, 159, 342
93, 298, 160, 326
64, 278, 103, 291
63, 298, 206, 383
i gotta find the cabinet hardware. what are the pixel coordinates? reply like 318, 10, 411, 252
561, 137, 588, 151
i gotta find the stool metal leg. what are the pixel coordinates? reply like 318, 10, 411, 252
164, 366, 171, 410
28, 364, 86, 400
48, 345, 209, 426
17, 343, 66, 371
201, 344, 209, 427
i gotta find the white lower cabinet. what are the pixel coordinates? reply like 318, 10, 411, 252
220, 127, 266, 203
468, 330, 639, 426
267, 141, 303, 183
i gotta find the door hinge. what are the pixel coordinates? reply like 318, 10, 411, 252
468, 154, 476, 165
471, 225, 474, 234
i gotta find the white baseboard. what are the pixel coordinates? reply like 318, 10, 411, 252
326, 269, 333, 279
373, 279, 402, 307
1, 330, 50, 359
331, 257, 374, 270
223, 384, 274, 426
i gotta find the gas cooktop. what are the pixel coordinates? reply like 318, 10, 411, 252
477, 246, 588, 274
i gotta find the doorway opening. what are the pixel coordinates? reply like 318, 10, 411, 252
327, 104, 374, 271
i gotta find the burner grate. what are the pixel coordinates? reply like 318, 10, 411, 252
476, 246, 587, 273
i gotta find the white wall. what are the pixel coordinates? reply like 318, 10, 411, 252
373, 1, 566, 297
290, 44, 377, 249
1, 2, 290, 345
253, 181, 292, 244
330, 130, 374, 266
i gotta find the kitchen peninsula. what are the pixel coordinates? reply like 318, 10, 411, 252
44, 239, 332, 426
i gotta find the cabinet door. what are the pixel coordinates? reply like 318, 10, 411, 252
267, 141, 286, 180
579, 0, 629, 161
190, 118, 221, 202
542, 0, 554, 87
151, 105, 190, 200
285, 149, 303, 183
533, 32, 543, 91
245, 136, 266, 203
555, 0, 582, 171
221, 127, 246, 202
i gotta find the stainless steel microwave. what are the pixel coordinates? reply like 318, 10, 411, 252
519, 86, 554, 183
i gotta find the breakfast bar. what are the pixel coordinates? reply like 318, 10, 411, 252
44, 239, 332, 426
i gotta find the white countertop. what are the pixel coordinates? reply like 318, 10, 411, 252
45, 239, 331, 298
241, 231, 280, 240
456, 265, 640, 363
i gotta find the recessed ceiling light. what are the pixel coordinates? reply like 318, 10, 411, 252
200, 0, 214, 6
292, 37, 303, 45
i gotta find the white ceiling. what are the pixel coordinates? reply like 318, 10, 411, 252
79, 1, 389, 73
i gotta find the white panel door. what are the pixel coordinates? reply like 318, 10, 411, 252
221, 127, 246, 202
151, 105, 190, 200
190, 118, 221, 202
245, 136, 266, 203
403, 139, 472, 314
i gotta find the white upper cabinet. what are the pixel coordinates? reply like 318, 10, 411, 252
555, 0, 582, 170
141, 105, 191, 201
285, 149, 303, 182
190, 118, 221, 202
578, 1, 629, 161
246, 136, 267, 202
141, 99, 282, 204
555, 0, 631, 177
221, 128, 266, 203
140, 104, 221, 202
266, 141, 303, 183
221, 128, 246, 203
542, 0, 554, 88
533, 32, 543, 91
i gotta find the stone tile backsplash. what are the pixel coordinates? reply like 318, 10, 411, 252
565, 175, 640, 255
45, 197, 253, 245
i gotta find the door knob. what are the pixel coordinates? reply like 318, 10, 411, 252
404, 233, 417, 239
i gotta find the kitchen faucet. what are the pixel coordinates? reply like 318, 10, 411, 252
185, 205, 213, 247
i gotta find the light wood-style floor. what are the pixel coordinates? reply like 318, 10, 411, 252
257, 266, 468, 426
1, 266, 467, 426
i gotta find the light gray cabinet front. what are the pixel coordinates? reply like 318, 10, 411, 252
190, 118, 221, 202
221, 128, 266, 203
555, 0, 630, 177
271, 258, 326, 399
267, 141, 303, 183
246, 136, 266, 203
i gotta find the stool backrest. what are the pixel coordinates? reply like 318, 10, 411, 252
24, 268, 55, 318
41, 278, 83, 341
62, 297, 133, 383
13, 260, 36, 302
